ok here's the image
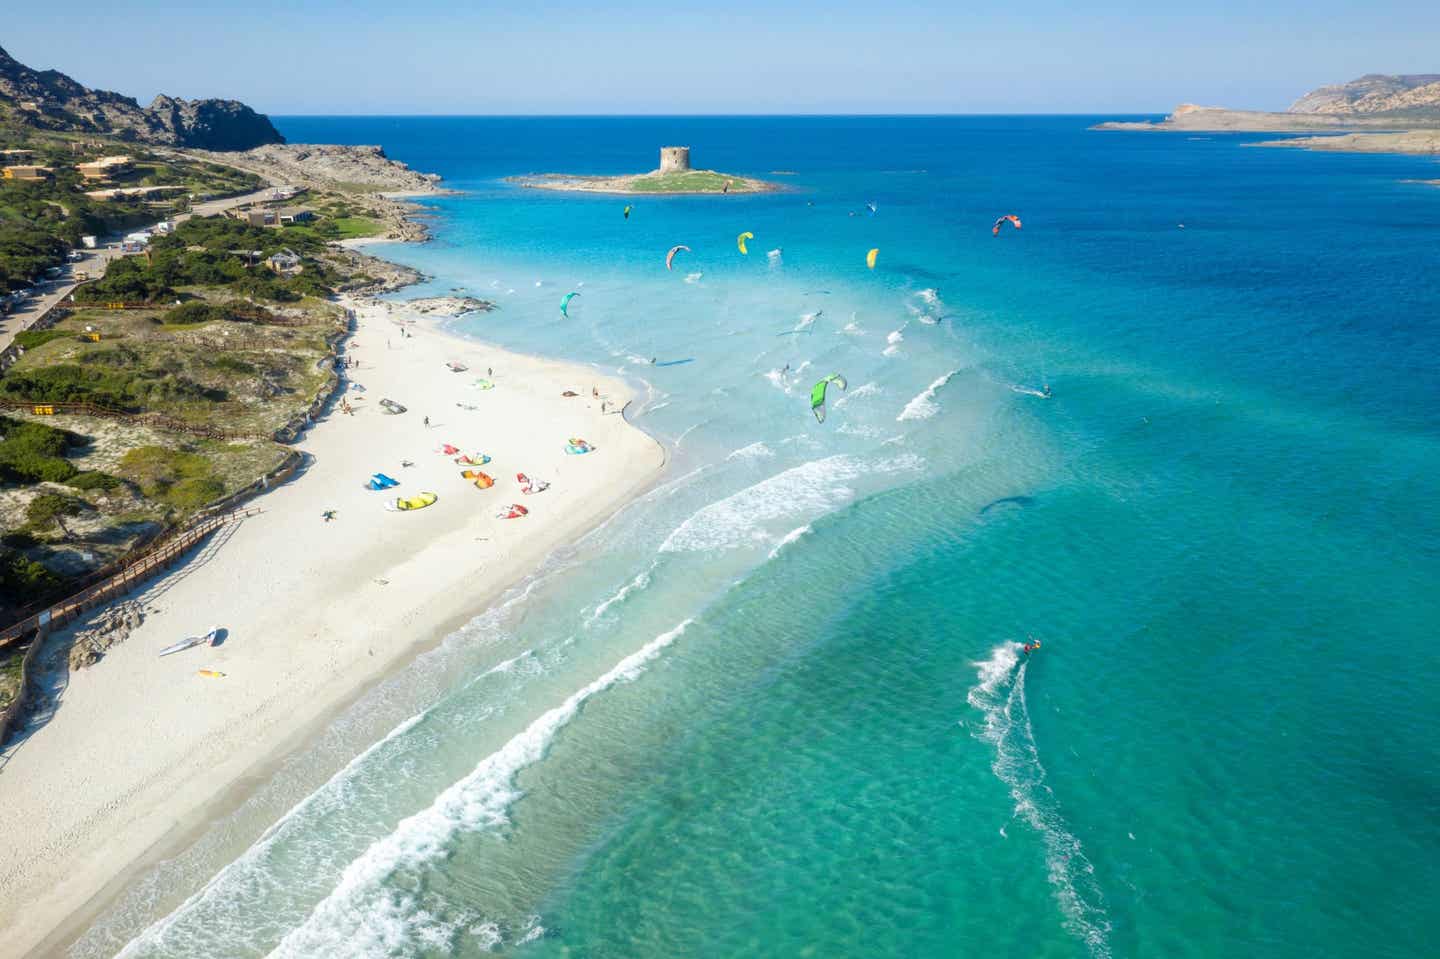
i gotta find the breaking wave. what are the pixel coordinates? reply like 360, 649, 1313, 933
268, 620, 695, 958
659, 454, 922, 553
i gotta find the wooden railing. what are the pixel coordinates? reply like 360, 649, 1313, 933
0, 507, 259, 650
0, 399, 269, 442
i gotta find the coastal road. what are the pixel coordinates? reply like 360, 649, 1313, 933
0, 187, 275, 354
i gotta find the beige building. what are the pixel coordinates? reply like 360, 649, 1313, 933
76, 155, 134, 180
2, 165, 53, 181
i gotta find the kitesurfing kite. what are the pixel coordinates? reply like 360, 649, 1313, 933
865, 201, 878, 216
993, 215, 1022, 236
866, 248, 879, 270
811, 374, 848, 423
560, 291, 580, 318
666, 245, 690, 271
737, 231, 754, 255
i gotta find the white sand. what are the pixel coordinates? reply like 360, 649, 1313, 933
0, 298, 664, 957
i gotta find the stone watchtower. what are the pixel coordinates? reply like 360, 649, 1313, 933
659, 146, 691, 174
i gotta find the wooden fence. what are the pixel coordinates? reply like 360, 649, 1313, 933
0, 627, 44, 746
0, 507, 258, 650
0, 399, 269, 443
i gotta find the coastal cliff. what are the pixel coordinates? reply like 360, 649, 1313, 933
0, 44, 283, 150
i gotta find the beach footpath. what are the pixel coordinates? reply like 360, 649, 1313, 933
0, 296, 665, 958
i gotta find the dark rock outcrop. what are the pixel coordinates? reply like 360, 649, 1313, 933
0, 44, 284, 149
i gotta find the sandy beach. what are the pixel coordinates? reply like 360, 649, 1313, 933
0, 297, 665, 957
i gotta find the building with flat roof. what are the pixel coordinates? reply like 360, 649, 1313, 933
2, 165, 53, 181
77, 155, 134, 180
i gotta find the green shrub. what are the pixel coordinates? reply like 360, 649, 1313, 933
65, 471, 121, 491
158, 301, 228, 325
118, 445, 221, 508
0, 415, 82, 484
26, 491, 87, 531
12, 329, 74, 350
164, 476, 224, 509
208, 355, 257, 374
158, 300, 279, 326
0, 546, 67, 611
1, 363, 221, 410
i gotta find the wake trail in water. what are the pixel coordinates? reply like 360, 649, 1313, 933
897, 370, 960, 421
267, 620, 695, 958
967, 644, 1112, 959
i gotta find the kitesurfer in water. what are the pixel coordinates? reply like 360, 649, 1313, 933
1043, 384, 1052, 398
1023, 638, 1042, 654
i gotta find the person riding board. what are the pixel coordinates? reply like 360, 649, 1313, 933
1023, 638, 1042, 654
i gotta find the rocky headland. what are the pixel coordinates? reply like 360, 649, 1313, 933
1093, 75, 1440, 160
0, 44, 282, 149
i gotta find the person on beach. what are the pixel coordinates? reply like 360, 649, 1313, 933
488, 367, 493, 377
423, 416, 430, 428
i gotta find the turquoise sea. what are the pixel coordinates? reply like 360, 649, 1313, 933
74, 117, 1440, 958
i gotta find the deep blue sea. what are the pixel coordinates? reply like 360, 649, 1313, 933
78, 117, 1440, 958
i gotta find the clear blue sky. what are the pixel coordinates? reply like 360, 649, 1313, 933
6, 1, 1439, 115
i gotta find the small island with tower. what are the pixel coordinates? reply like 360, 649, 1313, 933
511, 146, 782, 194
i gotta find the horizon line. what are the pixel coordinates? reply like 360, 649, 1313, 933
270, 111, 1166, 119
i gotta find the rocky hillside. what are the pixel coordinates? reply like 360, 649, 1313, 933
197, 144, 442, 193
1289, 74, 1440, 116
0, 44, 282, 150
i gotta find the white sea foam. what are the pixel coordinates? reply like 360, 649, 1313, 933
842, 321, 865, 336
269, 620, 695, 958
882, 326, 906, 357
586, 564, 655, 625
1010, 383, 1050, 398
684, 271, 704, 284
897, 370, 960, 421
727, 441, 775, 460
832, 381, 880, 409
768, 525, 812, 559
837, 422, 884, 439
967, 645, 1113, 958
116, 690, 501, 957
659, 455, 921, 553
763, 368, 792, 393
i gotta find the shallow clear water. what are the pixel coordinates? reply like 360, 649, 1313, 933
76, 117, 1440, 958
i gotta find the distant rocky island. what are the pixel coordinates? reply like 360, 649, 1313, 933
512, 146, 781, 195
0, 44, 282, 150
1095, 74, 1440, 156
